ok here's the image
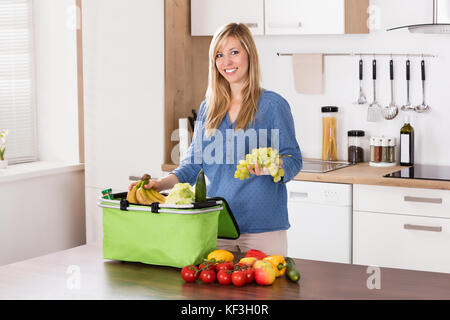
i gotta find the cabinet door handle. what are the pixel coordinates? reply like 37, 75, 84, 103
403, 196, 443, 204
289, 192, 308, 200
245, 23, 258, 28
404, 224, 442, 232
267, 22, 302, 28
129, 176, 141, 181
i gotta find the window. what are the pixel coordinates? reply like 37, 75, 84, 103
0, 0, 36, 164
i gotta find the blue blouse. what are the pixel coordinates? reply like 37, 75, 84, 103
171, 89, 303, 233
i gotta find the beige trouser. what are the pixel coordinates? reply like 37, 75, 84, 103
216, 230, 288, 257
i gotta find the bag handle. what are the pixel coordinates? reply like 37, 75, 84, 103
98, 195, 222, 209
98, 198, 223, 215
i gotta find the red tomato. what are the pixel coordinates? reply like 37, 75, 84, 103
231, 270, 247, 287
199, 262, 214, 271
216, 261, 234, 272
234, 263, 249, 271
245, 267, 254, 283
200, 269, 216, 284
216, 270, 232, 285
181, 265, 199, 283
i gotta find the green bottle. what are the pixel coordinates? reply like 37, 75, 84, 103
400, 115, 414, 166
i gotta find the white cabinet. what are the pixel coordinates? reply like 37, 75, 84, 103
353, 184, 450, 273
82, 0, 165, 191
82, 0, 165, 242
354, 210, 450, 274
287, 181, 352, 264
191, 0, 264, 36
265, 0, 345, 35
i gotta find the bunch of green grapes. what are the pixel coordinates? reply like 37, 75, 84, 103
234, 147, 285, 183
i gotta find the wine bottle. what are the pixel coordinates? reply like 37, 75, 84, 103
400, 115, 414, 166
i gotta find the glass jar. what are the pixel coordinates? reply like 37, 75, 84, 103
370, 137, 376, 162
373, 137, 382, 163
321, 106, 338, 161
388, 137, 396, 163
347, 130, 365, 164
381, 137, 389, 163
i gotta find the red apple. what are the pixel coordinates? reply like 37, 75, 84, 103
253, 260, 276, 285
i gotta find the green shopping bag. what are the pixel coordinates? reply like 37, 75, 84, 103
98, 192, 239, 268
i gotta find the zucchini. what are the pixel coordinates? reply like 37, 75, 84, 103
285, 257, 300, 282
195, 169, 207, 202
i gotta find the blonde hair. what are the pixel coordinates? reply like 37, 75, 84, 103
205, 23, 262, 136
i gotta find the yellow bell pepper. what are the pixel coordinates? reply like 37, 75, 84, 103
262, 255, 286, 277
207, 249, 234, 263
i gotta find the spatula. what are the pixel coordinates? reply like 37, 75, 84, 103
367, 59, 382, 122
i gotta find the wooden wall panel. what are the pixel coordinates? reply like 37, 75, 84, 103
164, 0, 211, 165
345, 0, 370, 34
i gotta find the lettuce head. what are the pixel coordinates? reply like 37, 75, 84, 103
165, 183, 195, 205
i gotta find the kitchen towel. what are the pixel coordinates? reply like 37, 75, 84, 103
292, 53, 324, 94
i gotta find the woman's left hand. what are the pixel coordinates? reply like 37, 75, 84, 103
248, 159, 283, 176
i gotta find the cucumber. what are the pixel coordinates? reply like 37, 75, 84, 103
195, 169, 206, 202
285, 257, 300, 282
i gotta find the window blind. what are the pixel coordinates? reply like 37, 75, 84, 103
0, 0, 36, 164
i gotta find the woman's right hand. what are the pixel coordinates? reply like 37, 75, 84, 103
128, 179, 161, 192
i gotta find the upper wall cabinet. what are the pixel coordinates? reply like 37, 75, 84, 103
191, 0, 368, 36
265, 0, 344, 35
191, 0, 264, 36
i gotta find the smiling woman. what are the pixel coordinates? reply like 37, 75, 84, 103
205, 23, 261, 136
145, 22, 303, 255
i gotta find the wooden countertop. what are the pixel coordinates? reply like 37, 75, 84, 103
162, 162, 450, 190
0, 243, 449, 299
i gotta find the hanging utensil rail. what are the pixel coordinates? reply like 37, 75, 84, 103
277, 52, 437, 58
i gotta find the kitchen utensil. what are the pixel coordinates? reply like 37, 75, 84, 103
354, 59, 367, 105
401, 59, 414, 111
414, 60, 431, 113
367, 59, 382, 122
188, 116, 194, 131
382, 59, 399, 120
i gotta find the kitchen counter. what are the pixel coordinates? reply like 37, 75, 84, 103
0, 243, 449, 299
162, 162, 450, 190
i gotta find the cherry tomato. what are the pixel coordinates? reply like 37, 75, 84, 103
199, 261, 215, 271
245, 267, 254, 283
216, 261, 234, 272
200, 269, 216, 284
234, 263, 249, 271
216, 270, 232, 285
231, 270, 247, 287
181, 265, 199, 283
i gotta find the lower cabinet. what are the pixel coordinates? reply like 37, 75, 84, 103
353, 184, 450, 274
353, 210, 450, 273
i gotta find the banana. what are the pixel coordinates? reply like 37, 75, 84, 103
126, 174, 162, 205
136, 187, 153, 205
142, 187, 162, 203
126, 181, 142, 203
149, 188, 166, 204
